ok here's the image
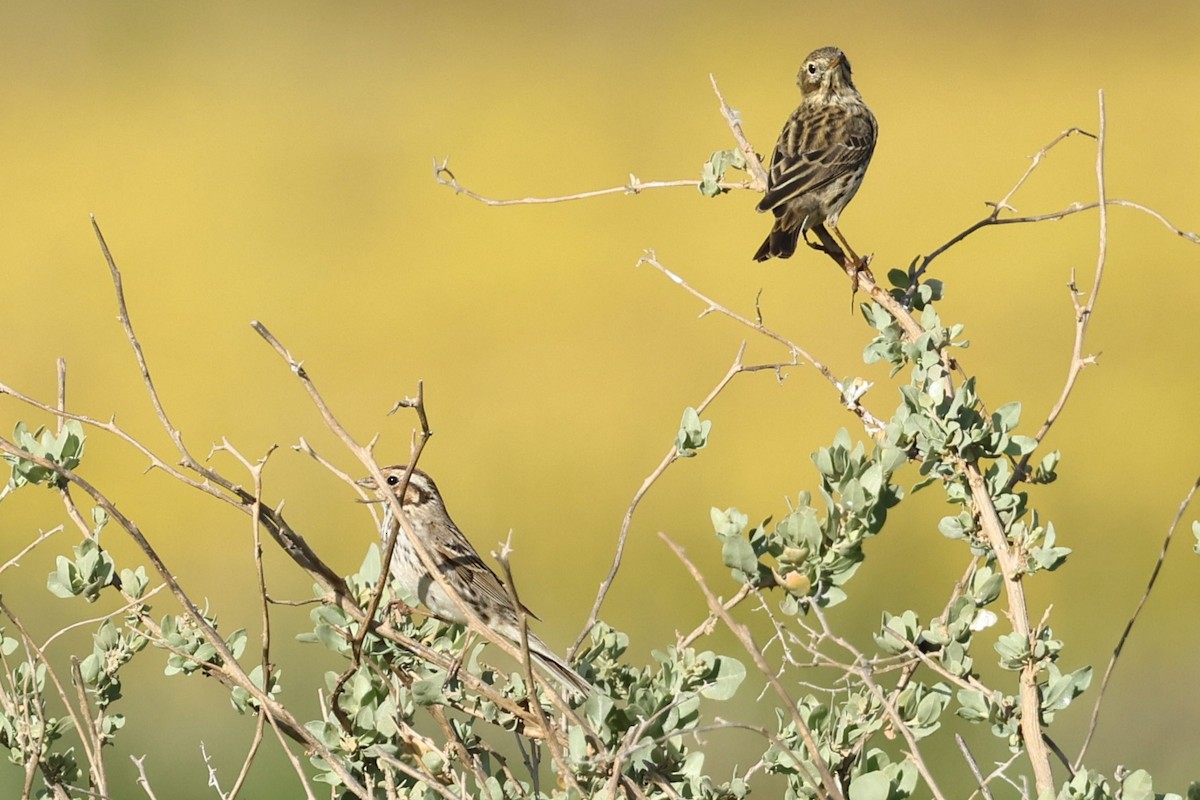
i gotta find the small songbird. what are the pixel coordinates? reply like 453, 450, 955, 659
357, 465, 590, 698
753, 46, 878, 264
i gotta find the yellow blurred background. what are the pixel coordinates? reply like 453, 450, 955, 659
1, 1, 1198, 796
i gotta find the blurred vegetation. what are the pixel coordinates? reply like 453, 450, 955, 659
0, 2, 1198, 798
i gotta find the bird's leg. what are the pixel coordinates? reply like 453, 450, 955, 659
828, 223, 862, 268
804, 225, 844, 259
827, 223, 867, 294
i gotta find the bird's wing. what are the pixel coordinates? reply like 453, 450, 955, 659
757, 104, 877, 215
437, 533, 542, 621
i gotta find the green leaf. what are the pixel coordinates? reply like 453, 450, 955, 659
1006, 435, 1039, 457
699, 656, 745, 700
698, 149, 747, 197
992, 402, 1021, 433
970, 568, 1003, 605
226, 629, 248, 660
995, 632, 1028, 670
120, 567, 149, 599
710, 507, 748, 539
676, 407, 712, 457
1042, 666, 1092, 712
848, 770, 891, 800
955, 689, 988, 722
47, 556, 81, 598
721, 535, 758, 577
412, 677, 447, 707
1121, 769, 1153, 800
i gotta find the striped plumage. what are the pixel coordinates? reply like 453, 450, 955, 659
357, 465, 590, 698
754, 47, 877, 262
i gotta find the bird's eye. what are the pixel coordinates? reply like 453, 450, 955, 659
386, 474, 400, 486
807, 62, 818, 75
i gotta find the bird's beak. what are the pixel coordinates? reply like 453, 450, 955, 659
355, 475, 378, 490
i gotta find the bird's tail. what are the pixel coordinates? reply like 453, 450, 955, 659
526, 634, 591, 699
753, 222, 801, 261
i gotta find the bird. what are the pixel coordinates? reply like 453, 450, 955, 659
753, 46, 878, 264
356, 465, 590, 698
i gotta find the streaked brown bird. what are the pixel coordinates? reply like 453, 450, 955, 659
357, 465, 590, 698
753, 46, 878, 264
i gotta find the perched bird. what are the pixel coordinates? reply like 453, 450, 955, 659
357, 465, 590, 698
753, 46, 878, 263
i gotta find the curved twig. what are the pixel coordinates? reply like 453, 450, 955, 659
1073, 469, 1200, 770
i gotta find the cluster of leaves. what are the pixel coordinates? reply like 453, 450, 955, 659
299, 546, 747, 798
2, 421, 85, 490
698, 149, 747, 197
0, 205, 1195, 800
1, 431, 249, 796
711, 428, 904, 610
676, 264, 1156, 798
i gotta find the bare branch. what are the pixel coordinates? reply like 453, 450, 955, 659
956, 735, 996, 800
811, 606, 946, 800
1021, 92, 1108, 465
709, 74, 767, 189
433, 157, 751, 206
659, 533, 843, 800
130, 754, 159, 800
1073, 468, 1200, 770
0, 527, 62, 575
90, 217, 201, 471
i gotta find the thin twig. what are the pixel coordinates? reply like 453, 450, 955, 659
918, 127, 1094, 274
1073, 469, 1200, 770
956, 735, 995, 800
637, 251, 892, 429
677, 583, 753, 649
130, 755, 159, 800
0, 526, 62, 575
90, 217, 199, 470
433, 158, 751, 205
229, 713, 266, 800
572, 344, 798, 656
1020, 92, 1107, 470
659, 533, 843, 800
212, 439, 277, 692
811, 605, 946, 800
709, 74, 767, 189
495, 539, 586, 798
917, 131, 1196, 280
70, 656, 108, 796
41, 584, 167, 651
250, 322, 565, 742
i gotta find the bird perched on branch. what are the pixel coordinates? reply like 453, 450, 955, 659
753, 46, 877, 264
357, 465, 590, 698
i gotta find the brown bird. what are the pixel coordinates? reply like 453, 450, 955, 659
753, 46, 878, 263
357, 465, 590, 698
